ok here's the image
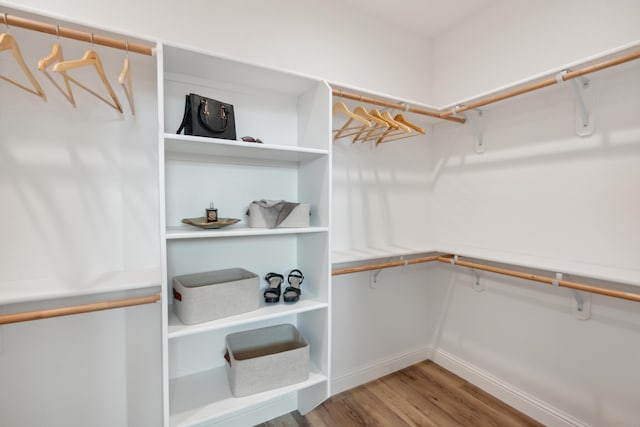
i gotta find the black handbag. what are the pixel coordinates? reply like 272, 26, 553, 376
176, 93, 237, 140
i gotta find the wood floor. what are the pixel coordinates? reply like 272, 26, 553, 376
256, 360, 543, 427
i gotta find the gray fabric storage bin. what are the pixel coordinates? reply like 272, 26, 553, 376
224, 324, 309, 397
173, 268, 259, 325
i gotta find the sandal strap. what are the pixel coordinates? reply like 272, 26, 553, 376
283, 286, 301, 296
288, 269, 304, 284
266, 272, 284, 282
264, 288, 280, 296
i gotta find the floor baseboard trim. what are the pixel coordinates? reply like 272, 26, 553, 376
330, 345, 433, 396
432, 348, 587, 427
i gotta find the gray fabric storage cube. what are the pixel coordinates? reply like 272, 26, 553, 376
224, 324, 310, 397
173, 268, 259, 325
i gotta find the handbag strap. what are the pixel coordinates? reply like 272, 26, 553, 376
176, 94, 191, 134
198, 98, 229, 133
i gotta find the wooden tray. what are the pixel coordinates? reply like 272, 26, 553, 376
181, 217, 241, 229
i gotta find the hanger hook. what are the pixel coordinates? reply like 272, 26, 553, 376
4, 13, 9, 33
125, 40, 129, 56
90, 32, 94, 48
55, 25, 60, 40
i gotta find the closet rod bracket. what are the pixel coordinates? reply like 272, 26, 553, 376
370, 269, 382, 289
473, 274, 484, 292
557, 70, 595, 137
460, 108, 485, 153
572, 290, 591, 320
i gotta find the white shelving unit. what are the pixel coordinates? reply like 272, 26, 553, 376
169, 364, 327, 427
159, 43, 332, 426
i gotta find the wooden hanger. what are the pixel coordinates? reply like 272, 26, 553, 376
359, 109, 410, 143
0, 30, 47, 101
333, 102, 370, 140
350, 106, 389, 143
381, 111, 411, 132
53, 35, 123, 113
118, 42, 135, 115
333, 105, 384, 142
365, 111, 414, 145
394, 114, 425, 134
377, 113, 426, 144
38, 34, 76, 107
355, 109, 395, 143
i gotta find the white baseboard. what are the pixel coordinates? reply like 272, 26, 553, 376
431, 348, 587, 427
331, 345, 587, 427
330, 345, 433, 396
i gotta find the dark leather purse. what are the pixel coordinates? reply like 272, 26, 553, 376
176, 93, 237, 140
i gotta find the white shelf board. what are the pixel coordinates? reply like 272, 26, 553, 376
163, 43, 320, 96
0, 268, 161, 305
166, 225, 328, 240
436, 40, 640, 112
170, 364, 326, 427
332, 244, 640, 288
164, 134, 328, 163
168, 299, 328, 339
437, 244, 640, 288
331, 246, 438, 265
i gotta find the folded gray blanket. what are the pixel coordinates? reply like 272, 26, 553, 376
250, 199, 300, 228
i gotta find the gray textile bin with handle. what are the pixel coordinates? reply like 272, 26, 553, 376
224, 324, 310, 397
173, 268, 259, 325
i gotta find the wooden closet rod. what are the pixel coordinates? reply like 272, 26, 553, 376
331, 253, 640, 303
332, 89, 467, 124
437, 255, 640, 303
332, 255, 440, 276
0, 294, 161, 325
0, 13, 153, 56
442, 49, 640, 117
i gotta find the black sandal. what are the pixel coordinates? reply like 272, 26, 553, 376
263, 272, 284, 303
283, 269, 304, 303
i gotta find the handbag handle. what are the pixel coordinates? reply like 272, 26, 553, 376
176, 94, 191, 134
198, 98, 228, 133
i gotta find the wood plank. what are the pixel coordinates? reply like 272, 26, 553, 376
258, 360, 543, 427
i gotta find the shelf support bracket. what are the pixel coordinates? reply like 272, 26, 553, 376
556, 272, 591, 320
571, 290, 591, 320
557, 70, 594, 137
370, 269, 382, 289
473, 274, 484, 292
459, 107, 485, 153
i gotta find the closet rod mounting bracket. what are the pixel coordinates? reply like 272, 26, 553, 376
461, 108, 485, 153
370, 269, 382, 289
473, 274, 484, 292
557, 70, 595, 137
572, 290, 591, 320
559, 273, 591, 320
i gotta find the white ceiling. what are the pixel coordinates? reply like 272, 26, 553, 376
341, 0, 499, 38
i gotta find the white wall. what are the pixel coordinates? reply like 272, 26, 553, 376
431, 61, 640, 275
430, 0, 640, 106
11, 0, 433, 103
428, 264, 640, 427
428, 2, 640, 425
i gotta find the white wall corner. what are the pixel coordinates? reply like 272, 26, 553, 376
431, 348, 588, 427
330, 345, 434, 396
